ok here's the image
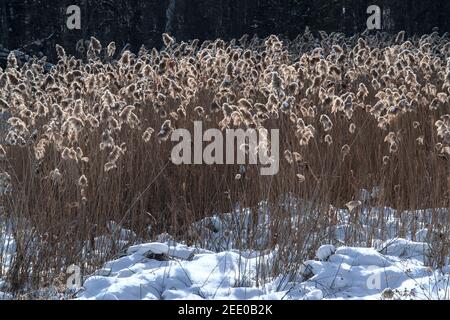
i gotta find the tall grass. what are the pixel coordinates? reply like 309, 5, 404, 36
0, 29, 449, 295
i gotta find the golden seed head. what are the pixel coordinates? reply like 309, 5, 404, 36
78, 174, 88, 187
345, 200, 362, 212
284, 150, 293, 164
324, 134, 333, 146
142, 127, 155, 143
49, 168, 63, 183
349, 123, 356, 134
296, 174, 305, 183
341, 144, 350, 156
319, 114, 333, 132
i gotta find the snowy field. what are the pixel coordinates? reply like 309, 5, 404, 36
78, 203, 450, 300
1, 202, 450, 300
75, 239, 450, 300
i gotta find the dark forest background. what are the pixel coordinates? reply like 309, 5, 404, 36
0, 0, 450, 62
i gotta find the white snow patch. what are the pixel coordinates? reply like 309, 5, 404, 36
76, 238, 450, 300
316, 245, 336, 261
126, 242, 169, 256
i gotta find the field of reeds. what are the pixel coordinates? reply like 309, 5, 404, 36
0, 29, 449, 296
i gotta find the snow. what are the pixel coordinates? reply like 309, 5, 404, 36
2, 199, 450, 300
0, 216, 16, 300
316, 244, 336, 261
126, 242, 169, 255
76, 237, 450, 300
302, 289, 323, 300
377, 238, 431, 258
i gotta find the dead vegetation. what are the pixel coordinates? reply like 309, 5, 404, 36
0, 29, 449, 295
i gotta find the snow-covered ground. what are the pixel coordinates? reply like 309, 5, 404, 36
76, 238, 450, 300
76, 201, 450, 300
0, 214, 16, 300
1, 200, 450, 300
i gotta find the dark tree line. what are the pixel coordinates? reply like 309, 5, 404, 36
0, 0, 449, 63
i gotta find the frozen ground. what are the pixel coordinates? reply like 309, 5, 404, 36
76, 239, 450, 300
1, 199, 450, 300
76, 201, 450, 300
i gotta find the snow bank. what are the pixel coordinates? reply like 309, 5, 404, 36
77, 239, 450, 300
73, 203, 450, 300
78, 243, 271, 300
2, 200, 449, 300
